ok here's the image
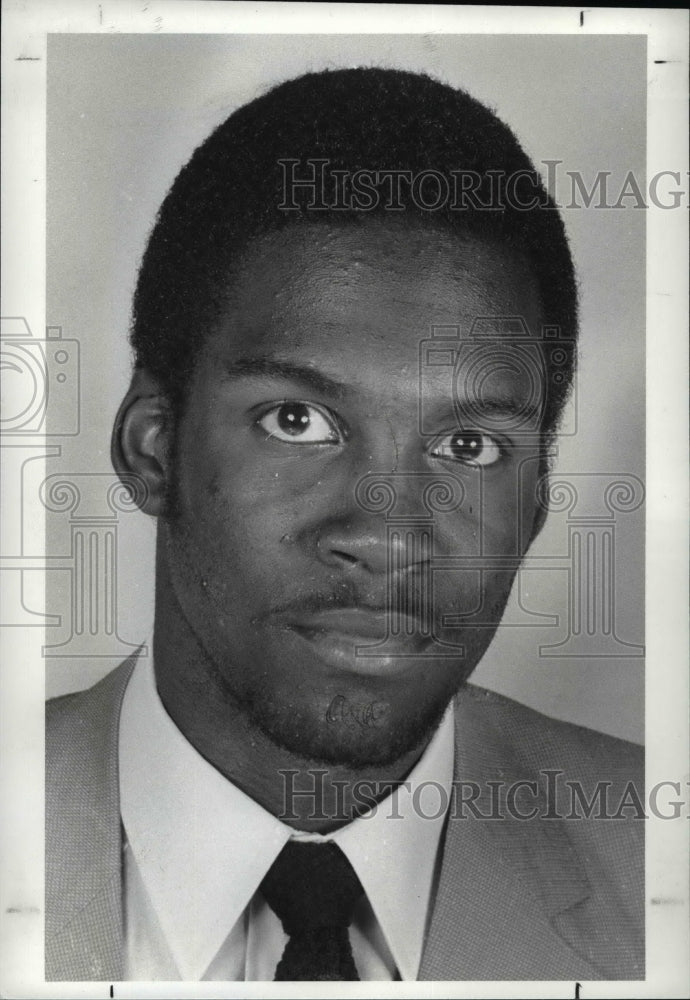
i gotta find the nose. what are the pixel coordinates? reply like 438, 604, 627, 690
315, 516, 396, 575
313, 470, 463, 576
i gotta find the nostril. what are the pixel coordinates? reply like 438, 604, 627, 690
315, 531, 389, 574
333, 549, 359, 566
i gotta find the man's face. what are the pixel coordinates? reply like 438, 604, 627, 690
160, 221, 546, 767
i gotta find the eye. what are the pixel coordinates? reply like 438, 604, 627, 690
430, 429, 502, 467
256, 401, 342, 444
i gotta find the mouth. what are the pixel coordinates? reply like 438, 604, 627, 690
276, 608, 433, 676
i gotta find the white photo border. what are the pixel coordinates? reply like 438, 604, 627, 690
1, 2, 688, 997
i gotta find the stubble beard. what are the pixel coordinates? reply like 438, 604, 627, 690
162, 457, 512, 772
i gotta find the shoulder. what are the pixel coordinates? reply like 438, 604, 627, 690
45, 657, 136, 893
47, 658, 137, 741
447, 684, 644, 977
45, 661, 136, 980
46, 657, 137, 814
454, 683, 644, 920
456, 682, 643, 786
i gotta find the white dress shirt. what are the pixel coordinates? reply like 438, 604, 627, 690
119, 654, 454, 981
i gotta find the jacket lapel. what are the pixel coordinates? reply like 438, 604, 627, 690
46, 656, 137, 981
419, 686, 603, 981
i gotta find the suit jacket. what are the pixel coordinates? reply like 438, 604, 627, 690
46, 656, 644, 981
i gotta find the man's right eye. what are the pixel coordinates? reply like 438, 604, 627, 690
256, 401, 342, 444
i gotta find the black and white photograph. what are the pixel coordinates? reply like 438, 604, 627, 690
1, 2, 688, 996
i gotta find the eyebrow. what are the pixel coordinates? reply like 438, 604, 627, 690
221, 356, 544, 423
454, 397, 544, 423
221, 356, 349, 399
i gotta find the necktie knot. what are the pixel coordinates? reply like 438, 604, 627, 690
260, 841, 363, 980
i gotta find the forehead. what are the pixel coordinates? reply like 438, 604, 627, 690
205, 219, 545, 381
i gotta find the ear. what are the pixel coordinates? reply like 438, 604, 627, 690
111, 369, 173, 517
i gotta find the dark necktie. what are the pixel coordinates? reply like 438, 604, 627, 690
259, 841, 364, 980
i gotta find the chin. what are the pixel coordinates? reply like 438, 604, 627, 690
236, 679, 456, 771
214, 625, 499, 771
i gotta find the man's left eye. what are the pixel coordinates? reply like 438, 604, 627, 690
430, 429, 502, 467
256, 402, 342, 444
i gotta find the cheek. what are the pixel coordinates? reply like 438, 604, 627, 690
417, 457, 541, 558
480, 497, 524, 556
167, 460, 307, 613
479, 458, 541, 556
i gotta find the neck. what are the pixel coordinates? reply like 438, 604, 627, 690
152, 561, 428, 833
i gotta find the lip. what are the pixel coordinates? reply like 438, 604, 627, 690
278, 608, 433, 676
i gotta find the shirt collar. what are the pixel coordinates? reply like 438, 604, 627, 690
119, 653, 454, 981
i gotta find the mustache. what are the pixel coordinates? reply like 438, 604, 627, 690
268, 579, 436, 620
265, 573, 514, 627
